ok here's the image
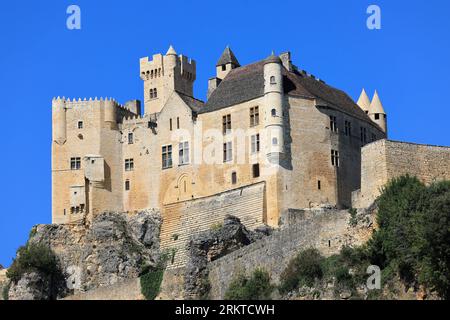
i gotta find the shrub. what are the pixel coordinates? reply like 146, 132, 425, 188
225, 268, 274, 300
279, 248, 324, 294
348, 208, 358, 227
7, 243, 61, 284
140, 268, 164, 300
2, 283, 10, 300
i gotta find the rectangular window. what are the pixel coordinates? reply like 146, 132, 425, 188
252, 164, 260, 178
70, 157, 81, 170
331, 150, 340, 167
360, 127, 367, 144
78, 121, 83, 129
318, 180, 321, 190
125, 180, 130, 191
231, 171, 237, 185
177, 117, 180, 129
223, 141, 233, 162
223, 114, 231, 134
250, 107, 259, 127
128, 132, 133, 144
251, 134, 260, 154
330, 116, 338, 132
162, 145, 173, 169
125, 159, 134, 171
179, 141, 190, 165
344, 121, 352, 136
375, 114, 380, 120
169, 118, 173, 131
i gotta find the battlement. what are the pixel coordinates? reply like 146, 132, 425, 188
52, 97, 138, 116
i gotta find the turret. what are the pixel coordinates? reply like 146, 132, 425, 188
216, 46, 240, 80
357, 89, 371, 114
52, 97, 67, 145
368, 90, 387, 134
264, 53, 285, 163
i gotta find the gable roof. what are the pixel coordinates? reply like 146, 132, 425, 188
201, 58, 379, 127
217, 47, 240, 67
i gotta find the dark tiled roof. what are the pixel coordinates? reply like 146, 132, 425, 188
177, 91, 204, 113
201, 58, 379, 128
217, 47, 240, 67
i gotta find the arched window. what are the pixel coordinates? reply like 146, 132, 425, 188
150, 70, 154, 79
149, 89, 154, 99
270, 76, 276, 84
272, 137, 278, 145
271, 108, 277, 117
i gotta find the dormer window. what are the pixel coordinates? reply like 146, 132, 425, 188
270, 76, 276, 84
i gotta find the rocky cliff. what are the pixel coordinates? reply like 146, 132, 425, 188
5, 210, 161, 300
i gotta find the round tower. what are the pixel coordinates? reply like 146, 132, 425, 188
52, 97, 67, 144
165, 45, 177, 70
368, 90, 387, 134
264, 53, 285, 163
103, 98, 116, 124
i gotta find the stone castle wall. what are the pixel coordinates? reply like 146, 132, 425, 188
161, 182, 266, 269
207, 208, 374, 300
353, 140, 450, 208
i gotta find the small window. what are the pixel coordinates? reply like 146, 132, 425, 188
375, 113, 380, 120
270, 76, 276, 84
231, 171, 237, 185
179, 141, 190, 165
331, 150, 340, 167
252, 164, 260, 178
128, 132, 133, 144
125, 159, 134, 171
344, 120, 351, 136
221, 65, 226, 71
170, 118, 173, 131
162, 145, 173, 169
154, 88, 158, 98
149, 88, 154, 99
125, 180, 130, 191
222, 114, 231, 134
177, 117, 180, 129
80, 204, 85, 213
271, 108, 277, 117
251, 134, 260, 154
318, 180, 321, 190
223, 141, 233, 162
272, 137, 278, 146
360, 127, 367, 144
70, 157, 81, 170
250, 106, 259, 127
78, 121, 83, 129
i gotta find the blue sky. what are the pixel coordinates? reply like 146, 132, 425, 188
0, 0, 449, 267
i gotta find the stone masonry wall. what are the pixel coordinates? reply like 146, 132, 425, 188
207, 208, 373, 300
353, 140, 450, 208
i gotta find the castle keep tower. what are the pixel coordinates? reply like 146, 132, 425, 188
140, 45, 196, 115
263, 53, 285, 163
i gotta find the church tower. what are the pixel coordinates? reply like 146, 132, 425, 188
263, 53, 285, 164
368, 90, 387, 134
140, 45, 196, 115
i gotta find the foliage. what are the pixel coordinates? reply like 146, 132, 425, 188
225, 268, 274, 300
279, 248, 324, 293
210, 223, 223, 231
6, 243, 61, 284
140, 268, 164, 300
348, 208, 358, 227
2, 282, 10, 300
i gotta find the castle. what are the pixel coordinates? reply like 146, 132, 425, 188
52, 46, 393, 266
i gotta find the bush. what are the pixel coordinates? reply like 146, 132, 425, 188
348, 208, 358, 227
225, 268, 274, 300
7, 243, 61, 284
140, 268, 164, 300
279, 248, 324, 294
2, 283, 10, 300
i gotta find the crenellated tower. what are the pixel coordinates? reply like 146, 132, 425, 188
140, 45, 196, 115
263, 53, 285, 164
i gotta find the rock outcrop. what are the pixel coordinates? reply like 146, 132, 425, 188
184, 215, 271, 299
7, 210, 161, 300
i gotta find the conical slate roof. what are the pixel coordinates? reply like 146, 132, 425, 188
216, 46, 240, 67
369, 90, 386, 114
356, 89, 371, 112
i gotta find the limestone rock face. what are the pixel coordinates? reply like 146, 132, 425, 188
184, 215, 271, 298
8, 272, 53, 300
9, 210, 161, 300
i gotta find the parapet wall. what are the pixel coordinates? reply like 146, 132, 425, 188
353, 139, 450, 208
207, 208, 373, 300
